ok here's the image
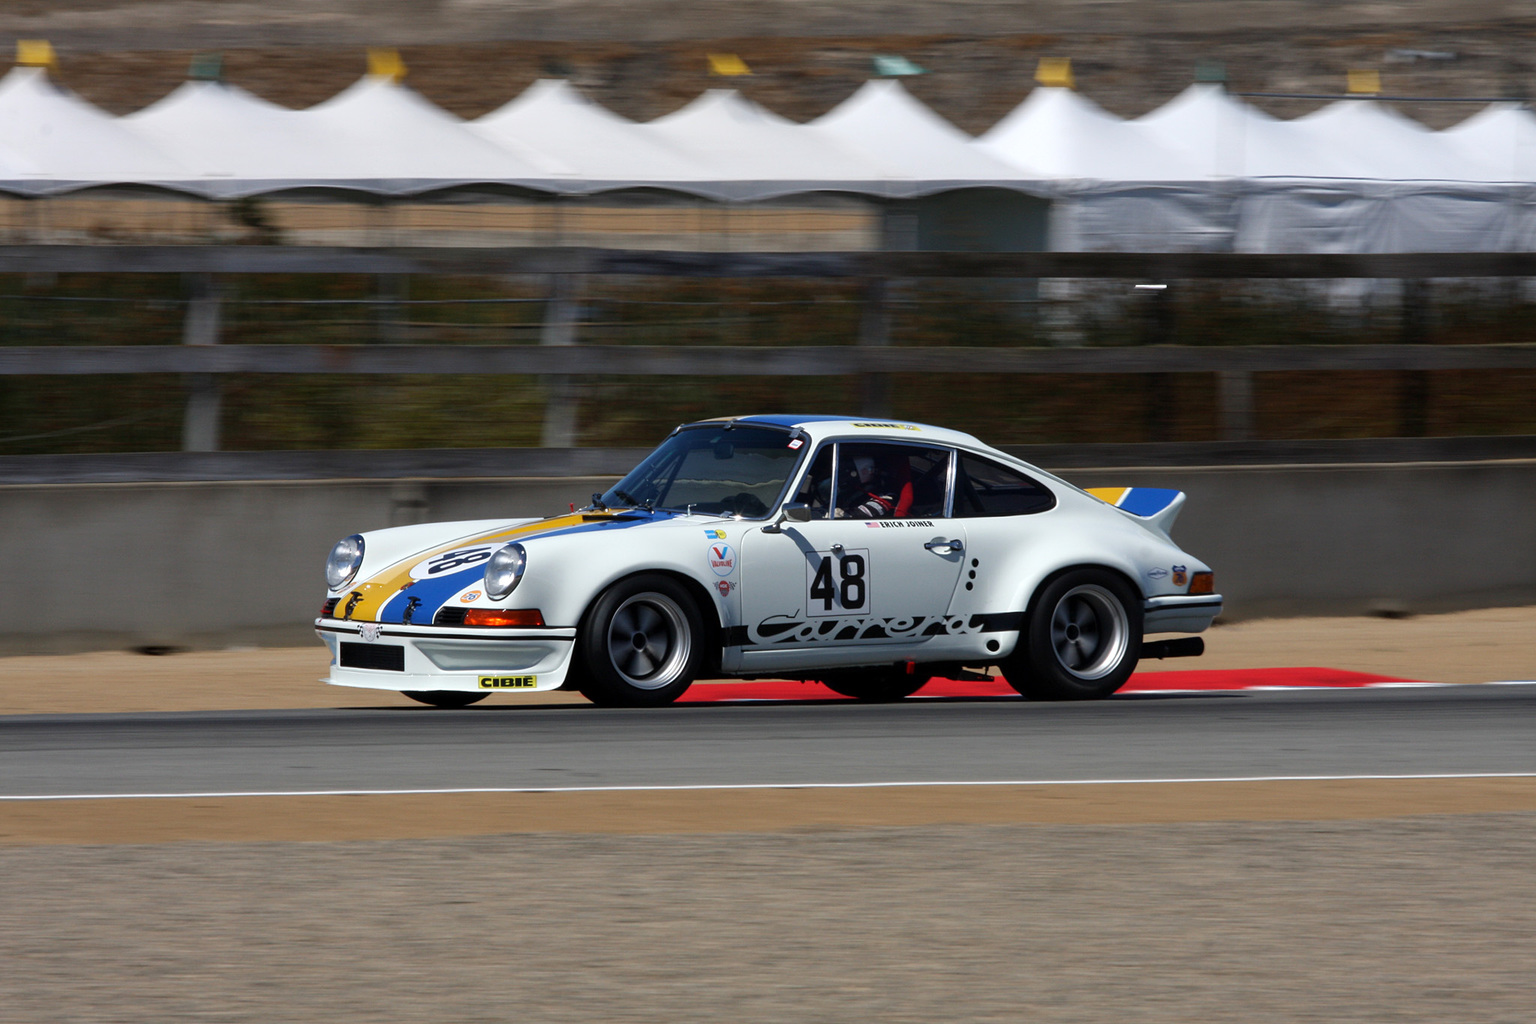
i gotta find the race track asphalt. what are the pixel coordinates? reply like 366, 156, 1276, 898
2, 684, 1533, 798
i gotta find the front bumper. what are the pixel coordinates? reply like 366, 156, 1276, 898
315, 618, 577, 693
1142, 594, 1223, 634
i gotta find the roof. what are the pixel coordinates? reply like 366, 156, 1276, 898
699, 414, 985, 447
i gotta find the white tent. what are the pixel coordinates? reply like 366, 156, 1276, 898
810, 79, 1035, 195
289, 74, 569, 195
637, 89, 893, 200
979, 86, 1200, 182
1443, 102, 1536, 182
1285, 99, 1473, 182
0, 66, 186, 194
0, 62, 1531, 253
471, 78, 697, 196
123, 79, 345, 197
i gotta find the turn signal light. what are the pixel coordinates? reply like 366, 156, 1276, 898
464, 608, 545, 628
1188, 572, 1215, 595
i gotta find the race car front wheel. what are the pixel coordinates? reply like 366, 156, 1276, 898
1001, 568, 1142, 700
576, 574, 703, 707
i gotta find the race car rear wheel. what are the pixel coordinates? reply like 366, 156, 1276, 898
1001, 569, 1142, 701
818, 669, 931, 701
403, 691, 490, 708
576, 575, 703, 707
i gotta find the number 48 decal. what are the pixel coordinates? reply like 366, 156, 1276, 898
807, 549, 870, 616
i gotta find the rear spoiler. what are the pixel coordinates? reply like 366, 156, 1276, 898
1085, 486, 1186, 538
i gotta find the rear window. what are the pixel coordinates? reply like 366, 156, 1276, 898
954, 454, 1056, 517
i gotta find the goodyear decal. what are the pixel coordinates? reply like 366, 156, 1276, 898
1086, 487, 1181, 518
358, 511, 674, 624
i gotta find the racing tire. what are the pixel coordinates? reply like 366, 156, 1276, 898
575, 575, 704, 707
402, 690, 490, 708
818, 669, 931, 701
1001, 569, 1142, 701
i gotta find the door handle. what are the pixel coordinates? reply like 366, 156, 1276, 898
924, 538, 963, 553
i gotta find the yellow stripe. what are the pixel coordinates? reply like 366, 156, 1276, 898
1085, 487, 1128, 507
346, 512, 600, 621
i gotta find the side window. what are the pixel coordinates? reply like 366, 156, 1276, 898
954, 454, 1056, 517
790, 444, 834, 520
833, 442, 951, 519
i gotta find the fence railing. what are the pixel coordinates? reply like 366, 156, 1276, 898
5, 245, 1536, 449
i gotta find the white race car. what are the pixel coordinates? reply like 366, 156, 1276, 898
316, 415, 1221, 706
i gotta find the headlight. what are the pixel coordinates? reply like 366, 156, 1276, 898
325, 534, 365, 590
484, 543, 527, 600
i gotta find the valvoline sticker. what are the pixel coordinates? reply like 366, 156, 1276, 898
707, 543, 736, 576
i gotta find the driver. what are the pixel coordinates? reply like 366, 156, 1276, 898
837, 454, 899, 519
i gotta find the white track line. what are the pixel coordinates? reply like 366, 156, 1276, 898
3, 772, 1535, 801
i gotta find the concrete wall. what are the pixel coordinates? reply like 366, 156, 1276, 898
4, 459, 1534, 653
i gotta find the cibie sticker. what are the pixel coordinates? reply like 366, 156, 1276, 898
707, 543, 736, 576
410, 546, 495, 581
705, 529, 727, 540
479, 675, 537, 689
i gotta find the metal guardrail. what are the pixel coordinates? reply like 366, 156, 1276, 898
4, 245, 1536, 278
6, 245, 1534, 450
6, 343, 1536, 376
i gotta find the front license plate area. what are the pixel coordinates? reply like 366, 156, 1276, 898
340, 642, 405, 671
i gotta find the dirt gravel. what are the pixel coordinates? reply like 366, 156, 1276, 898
3, 817, 1534, 1023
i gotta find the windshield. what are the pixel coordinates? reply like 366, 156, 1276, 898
602, 424, 805, 518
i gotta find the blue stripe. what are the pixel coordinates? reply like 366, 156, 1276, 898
1116, 488, 1181, 517
377, 513, 679, 624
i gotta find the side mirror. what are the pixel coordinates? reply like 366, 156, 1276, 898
762, 502, 812, 533
781, 502, 813, 523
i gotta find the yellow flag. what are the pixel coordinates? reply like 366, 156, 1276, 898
707, 53, 751, 76
1035, 57, 1074, 89
1347, 69, 1381, 95
16, 40, 56, 69
367, 48, 407, 82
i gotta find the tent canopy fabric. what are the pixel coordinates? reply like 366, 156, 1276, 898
810, 79, 1035, 194
0, 64, 1533, 252
980, 86, 1202, 182
635, 89, 896, 200
471, 78, 697, 196
0, 66, 185, 192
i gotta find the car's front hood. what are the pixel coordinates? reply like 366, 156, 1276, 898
337, 509, 684, 624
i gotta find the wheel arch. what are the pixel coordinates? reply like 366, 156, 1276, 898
577, 568, 724, 677
1020, 562, 1144, 627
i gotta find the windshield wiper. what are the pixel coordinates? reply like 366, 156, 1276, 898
612, 489, 655, 512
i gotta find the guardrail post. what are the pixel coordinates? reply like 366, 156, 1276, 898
1397, 279, 1430, 437
181, 273, 222, 452
1139, 283, 1175, 442
373, 274, 408, 344
540, 273, 581, 447
1217, 370, 1255, 441
859, 277, 890, 417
